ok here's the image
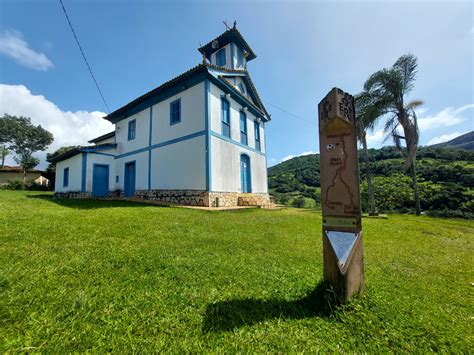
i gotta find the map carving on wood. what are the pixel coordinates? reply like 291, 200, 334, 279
318, 88, 361, 220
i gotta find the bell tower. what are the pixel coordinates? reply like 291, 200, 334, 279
198, 22, 257, 71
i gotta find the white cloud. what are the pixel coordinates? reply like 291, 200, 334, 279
366, 129, 385, 143
281, 150, 317, 163
417, 104, 474, 131
427, 131, 467, 146
0, 84, 113, 168
0, 30, 53, 71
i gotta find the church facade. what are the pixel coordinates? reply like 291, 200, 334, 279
49, 26, 271, 207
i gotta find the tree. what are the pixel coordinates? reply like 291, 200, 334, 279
0, 114, 54, 183
1, 145, 8, 168
355, 92, 386, 216
363, 54, 423, 215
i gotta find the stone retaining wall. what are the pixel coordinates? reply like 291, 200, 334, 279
238, 193, 272, 207
54, 189, 272, 208
53, 191, 91, 199
135, 189, 209, 206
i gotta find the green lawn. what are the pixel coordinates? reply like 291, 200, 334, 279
1, 190, 472, 352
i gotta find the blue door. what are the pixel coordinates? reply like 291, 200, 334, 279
240, 155, 251, 193
92, 164, 109, 197
124, 161, 136, 197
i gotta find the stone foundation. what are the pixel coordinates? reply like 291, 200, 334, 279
135, 189, 209, 206
53, 191, 91, 199
237, 193, 272, 207
54, 189, 272, 208
207, 192, 239, 207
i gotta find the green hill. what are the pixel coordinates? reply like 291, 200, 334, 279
268, 146, 474, 217
430, 131, 474, 151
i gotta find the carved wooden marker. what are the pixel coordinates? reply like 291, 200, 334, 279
318, 87, 364, 301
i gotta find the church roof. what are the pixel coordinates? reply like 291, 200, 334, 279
208, 66, 270, 118
198, 26, 257, 62
47, 143, 117, 164
104, 63, 270, 123
88, 131, 115, 144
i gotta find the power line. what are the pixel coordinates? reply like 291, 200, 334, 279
264, 101, 316, 126
59, 0, 111, 113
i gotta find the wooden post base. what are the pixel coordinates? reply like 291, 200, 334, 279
322, 230, 364, 302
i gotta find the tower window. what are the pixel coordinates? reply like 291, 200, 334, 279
216, 48, 226, 66
240, 111, 247, 145
254, 120, 261, 151
237, 48, 244, 67
238, 82, 246, 95
221, 97, 230, 138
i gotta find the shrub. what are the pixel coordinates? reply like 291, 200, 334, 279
26, 182, 50, 191
292, 196, 306, 208
3, 179, 25, 190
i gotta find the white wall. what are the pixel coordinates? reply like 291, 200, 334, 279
85, 152, 115, 192
115, 107, 149, 156
55, 153, 83, 192
115, 150, 148, 191
209, 82, 265, 154
151, 135, 206, 190
211, 136, 268, 193
208, 82, 268, 193
151, 82, 205, 145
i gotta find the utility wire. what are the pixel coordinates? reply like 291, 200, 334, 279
264, 101, 316, 126
59, 0, 111, 113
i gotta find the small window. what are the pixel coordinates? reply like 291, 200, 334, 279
240, 111, 247, 145
116, 175, 119, 183
63, 167, 69, 187
128, 119, 136, 141
238, 82, 246, 95
254, 120, 261, 151
216, 48, 226, 66
170, 99, 181, 125
221, 98, 230, 138
237, 48, 244, 67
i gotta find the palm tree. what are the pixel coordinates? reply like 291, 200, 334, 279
355, 92, 386, 216
363, 54, 423, 215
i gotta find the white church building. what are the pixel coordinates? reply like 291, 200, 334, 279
49, 25, 271, 207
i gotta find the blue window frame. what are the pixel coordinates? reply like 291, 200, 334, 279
128, 119, 136, 141
170, 99, 181, 125
238, 82, 246, 95
254, 120, 261, 151
237, 48, 244, 67
240, 111, 247, 145
63, 167, 69, 187
216, 48, 226, 66
221, 97, 230, 138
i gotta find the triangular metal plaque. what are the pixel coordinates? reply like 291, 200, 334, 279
326, 231, 358, 269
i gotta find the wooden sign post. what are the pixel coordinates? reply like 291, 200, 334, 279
318, 87, 364, 301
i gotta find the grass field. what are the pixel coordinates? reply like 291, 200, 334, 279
1, 190, 472, 352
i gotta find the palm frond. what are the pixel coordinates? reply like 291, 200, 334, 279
405, 99, 423, 111
393, 54, 418, 95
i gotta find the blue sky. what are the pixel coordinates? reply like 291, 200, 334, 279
0, 0, 473, 168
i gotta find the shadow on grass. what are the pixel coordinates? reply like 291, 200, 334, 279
202, 281, 340, 332
26, 194, 169, 210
